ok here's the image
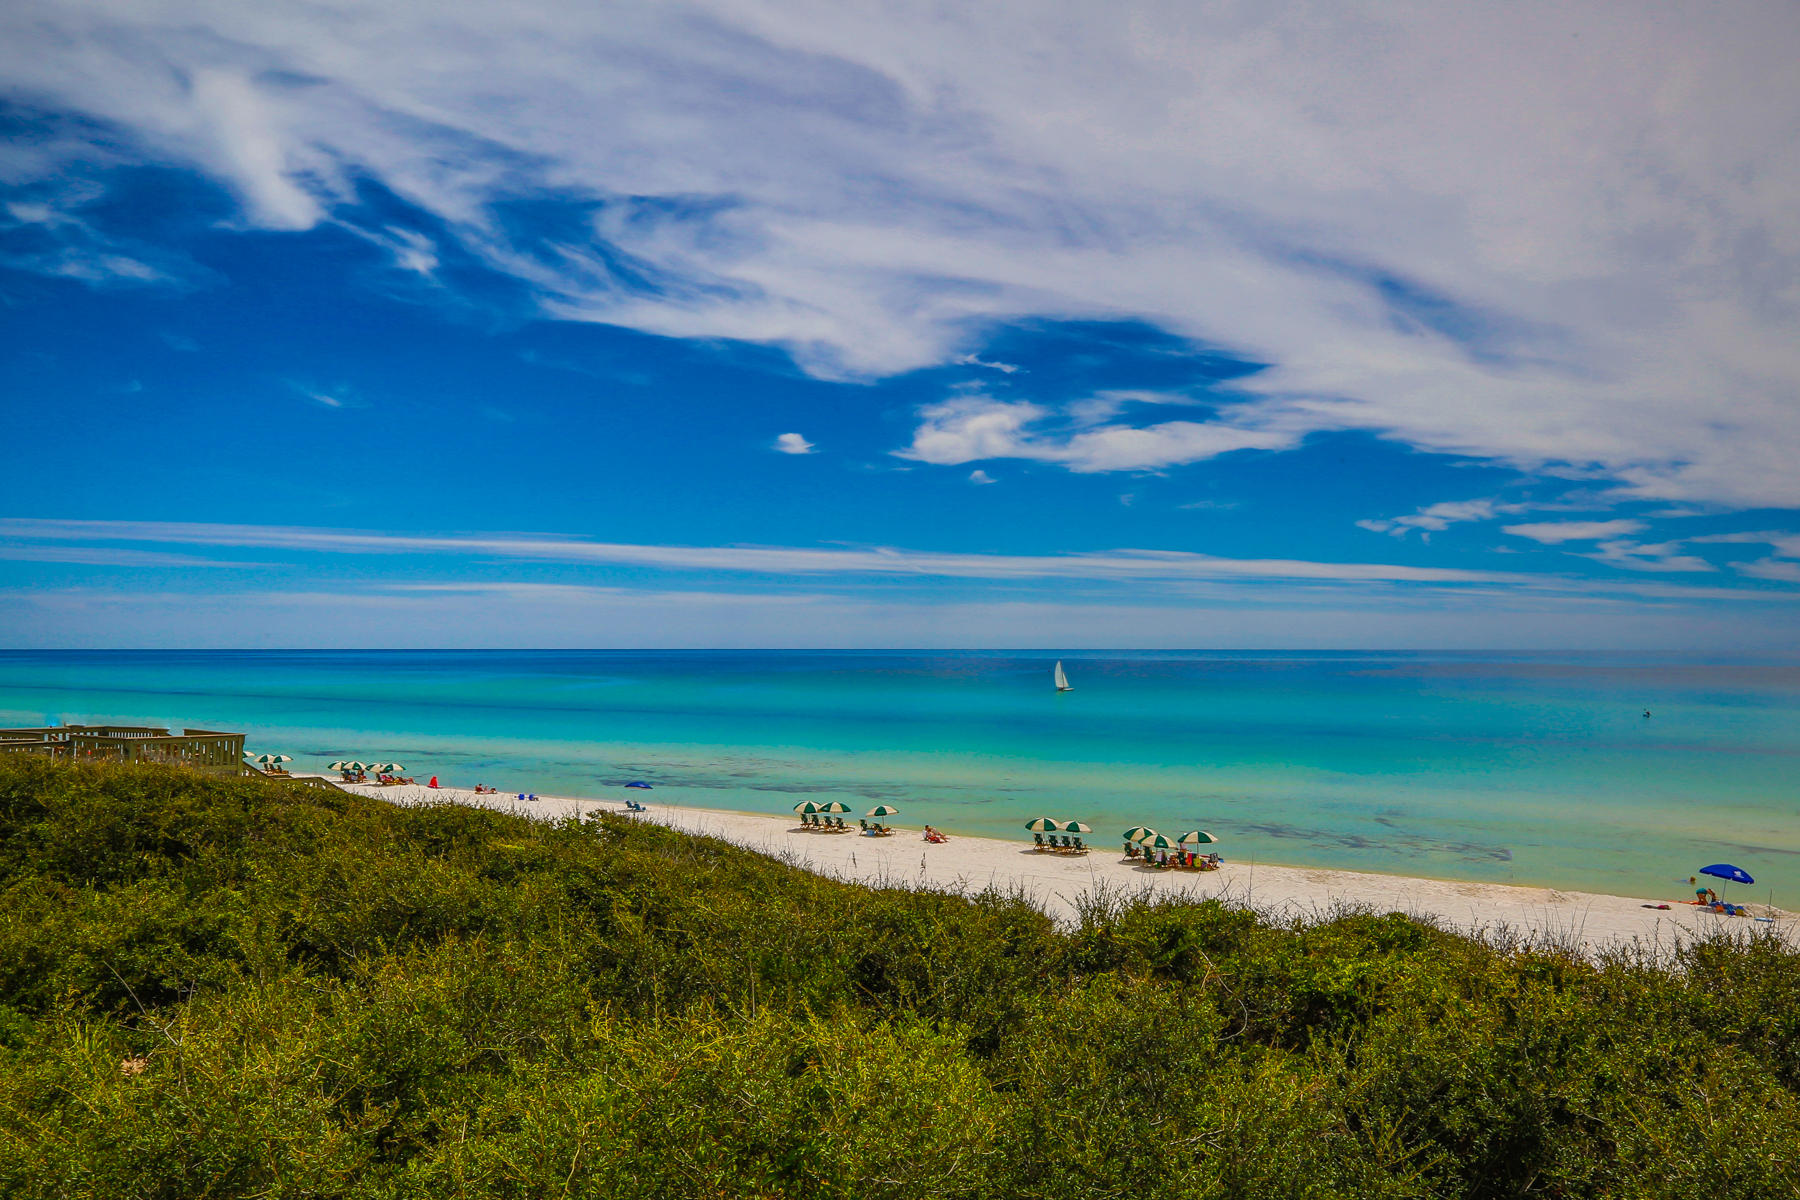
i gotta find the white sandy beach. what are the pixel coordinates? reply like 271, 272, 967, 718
333, 780, 1793, 957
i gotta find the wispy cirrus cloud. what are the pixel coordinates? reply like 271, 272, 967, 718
6, 2, 1800, 510
1583, 540, 1716, 574
1501, 519, 1720, 572
899, 396, 1293, 473
1503, 520, 1647, 545
7, 518, 1800, 608
0, 517, 1511, 584
1359, 498, 1527, 538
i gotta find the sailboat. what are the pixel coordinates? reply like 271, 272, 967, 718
1054, 660, 1073, 692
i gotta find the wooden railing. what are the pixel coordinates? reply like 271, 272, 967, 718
0, 726, 249, 773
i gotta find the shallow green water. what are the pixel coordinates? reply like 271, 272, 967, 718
2, 650, 1796, 903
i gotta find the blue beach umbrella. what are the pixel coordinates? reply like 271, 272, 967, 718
1699, 864, 1753, 886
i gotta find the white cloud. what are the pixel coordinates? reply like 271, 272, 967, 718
0, 184, 192, 286
1738, 558, 1800, 584
186, 69, 323, 230
968, 469, 995, 485
1359, 498, 1525, 537
954, 353, 1021, 374
6, 580, 1796, 651
5, 2, 1800, 505
0, 516, 1523, 584
1503, 520, 1647, 545
900, 396, 1292, 472
774, 432, 815, 454
1583, 540, 1715, 573
9, 517, 1800, 606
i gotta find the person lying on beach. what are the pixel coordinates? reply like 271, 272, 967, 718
923, 825, 948, 843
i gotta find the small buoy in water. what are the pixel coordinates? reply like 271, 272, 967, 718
1643, 709, 1652, 719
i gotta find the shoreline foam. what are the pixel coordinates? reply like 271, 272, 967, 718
331, 780, 1794, 957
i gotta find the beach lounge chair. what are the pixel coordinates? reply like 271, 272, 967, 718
1070, 836, 1086, 854
1033, 833, 1047, 850
832, 816, 848, 830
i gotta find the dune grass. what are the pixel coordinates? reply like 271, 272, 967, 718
1, 756, 1797, 1198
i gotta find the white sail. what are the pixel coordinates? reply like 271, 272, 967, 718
1054, 660, 1071, 691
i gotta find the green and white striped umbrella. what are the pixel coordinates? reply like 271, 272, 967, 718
1060, 821, 1093, 834
1138, 832, 1177, 850
249, 753, 292, 765
383, 762, 406, 772
817, 802, 852, 814
344, 761, 369, 771
1176, 830, 1219, 845
1121, 826, 1155, 842
866, 805, 901, 817
1025, 817, 1062, 833
794, 801, 823, 814
328, 761, 352, 771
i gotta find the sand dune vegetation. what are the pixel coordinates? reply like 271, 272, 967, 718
1, 756, 1798, 1198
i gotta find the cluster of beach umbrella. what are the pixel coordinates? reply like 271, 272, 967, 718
1025, 817, 1092, 835
794, 802, 903, 819
326, 760, 406, 773
247, 753, 292, 768
1122, 826, 1219, 849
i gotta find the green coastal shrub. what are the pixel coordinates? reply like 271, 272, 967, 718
0, 756, 1796, 1198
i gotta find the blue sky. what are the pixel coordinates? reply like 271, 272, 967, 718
3, 2, 1800, 648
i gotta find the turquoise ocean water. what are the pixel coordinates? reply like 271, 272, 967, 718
2, 650, 1796, 904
